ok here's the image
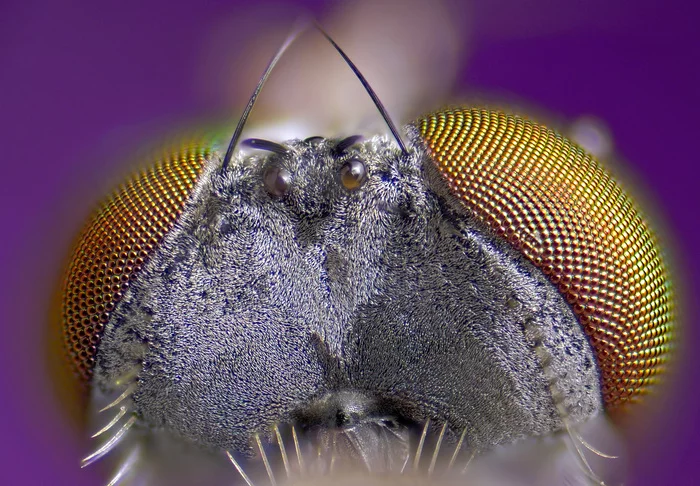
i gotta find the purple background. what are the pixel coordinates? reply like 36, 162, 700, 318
1, 0, 698, 484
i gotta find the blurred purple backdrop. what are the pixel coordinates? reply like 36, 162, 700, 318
1, 0, 698, 485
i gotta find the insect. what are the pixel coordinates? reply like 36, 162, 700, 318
57, 21, 675, 486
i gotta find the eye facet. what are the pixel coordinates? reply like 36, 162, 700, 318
339, 158, 367, 190
263, 165, 292, 198
416, 107, 675, 415
60, 140, 211, 383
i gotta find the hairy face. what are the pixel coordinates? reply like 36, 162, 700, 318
89, 134, 602, 483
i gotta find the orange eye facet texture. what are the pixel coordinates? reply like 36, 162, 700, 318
61, 141, 212, 383
415, 108, 675, 413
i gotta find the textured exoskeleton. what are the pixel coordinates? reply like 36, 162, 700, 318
60, 108, 674, 485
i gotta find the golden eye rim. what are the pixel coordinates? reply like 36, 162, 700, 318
60, 138, 212, 384
413, 107, 676, 414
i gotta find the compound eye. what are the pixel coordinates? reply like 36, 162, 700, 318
339, 159, 367, 190
264, 166, 292, 198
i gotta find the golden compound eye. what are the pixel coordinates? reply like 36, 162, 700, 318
263, 165, 292, 198
339, 159, 367, 190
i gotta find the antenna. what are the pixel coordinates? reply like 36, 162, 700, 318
221, 21, 308, 171
315, 23, 409, 156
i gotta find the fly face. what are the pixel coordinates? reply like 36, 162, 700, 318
60, 22, 674, 486
94, 133, 604, 458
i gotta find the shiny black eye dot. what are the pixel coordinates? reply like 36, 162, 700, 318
339, 159, 367, 190
263, 166, 292, 198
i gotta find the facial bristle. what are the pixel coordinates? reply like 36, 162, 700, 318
226, 421, 476, 486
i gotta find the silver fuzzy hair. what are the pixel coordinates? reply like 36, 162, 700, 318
90, 134, 603, 484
